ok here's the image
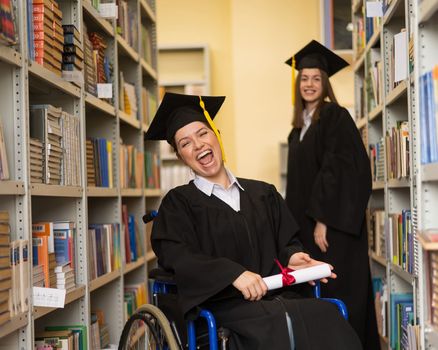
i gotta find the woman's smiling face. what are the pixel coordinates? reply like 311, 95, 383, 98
174, 121, 223, 180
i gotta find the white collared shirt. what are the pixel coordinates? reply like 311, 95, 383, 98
194, 168, 244, 212
299, 108, 315, 141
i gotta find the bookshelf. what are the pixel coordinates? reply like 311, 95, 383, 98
353, 0, 438, 348
0, 0, 160, 348
157, 44, 211, 194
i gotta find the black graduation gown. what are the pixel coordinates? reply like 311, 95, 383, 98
285, 102, 380, 349
152, 179, 362, 350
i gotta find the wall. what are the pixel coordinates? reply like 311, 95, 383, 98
156, 0, 236, 169
157, 0, 354, 187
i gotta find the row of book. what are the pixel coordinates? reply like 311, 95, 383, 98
140, 24, 153, 64
386, 121, 410, 180
368, 209, 415, 274
145, 151, 160, 189
368, 209, 386, 259
366, 48, 383, 112
32, 221, 76, 290
29, 104, 81, 186
0, 121, 9, 180
419, 66, 438, 165
86, 137, 113, 188
390, 209, 414, 274
116, 0, 138, 49
88, 223, 121, 280
124, 283, 147, 319
29, 0, 64, 75
370, 138, 385, 182
90, 310, 110, 349
142, 86, 157, 126
122, 204, 144, 264
372, 277, 419, 350
1, 211, 27, 326
120, 143, 143, 189
119, 71, 137, 120
34, 324, 87, 349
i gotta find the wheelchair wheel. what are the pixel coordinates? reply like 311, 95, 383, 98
118, 303, 179, 350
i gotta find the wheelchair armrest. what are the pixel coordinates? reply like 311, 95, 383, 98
312, 280, 348, 320
149, 267, 176, 283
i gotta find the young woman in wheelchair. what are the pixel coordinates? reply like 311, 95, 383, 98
145, 92, 363, 350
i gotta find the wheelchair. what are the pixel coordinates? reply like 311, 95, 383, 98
118, 211, 349, 350
118, 267, 348, 350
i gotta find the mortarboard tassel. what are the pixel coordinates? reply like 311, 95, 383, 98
291, 56, 296, 106
199, 96, 227, 163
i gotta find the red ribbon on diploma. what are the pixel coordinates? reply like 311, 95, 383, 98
274, 259, 296, 286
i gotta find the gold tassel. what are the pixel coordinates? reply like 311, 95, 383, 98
198, 96, 227, 163
291, 57, 296, 106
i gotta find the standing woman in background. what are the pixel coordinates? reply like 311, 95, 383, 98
284, 40, 380, 349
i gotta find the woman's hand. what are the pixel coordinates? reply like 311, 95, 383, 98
232, 271, 268, 301
314, 221, 328, 253
288, 252, 336, 285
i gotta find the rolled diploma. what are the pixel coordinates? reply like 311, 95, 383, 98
263, 263, 331, 290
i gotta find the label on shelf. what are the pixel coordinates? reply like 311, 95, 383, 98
366, 2, 383, 17
99, 3, 118, 18
33, 287, 66, 308
97, 83, 113, 98
62, 70, 84, 84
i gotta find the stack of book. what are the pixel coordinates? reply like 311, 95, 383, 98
29, 105, 63, 185
33, 265, 44, 287
0, 211, 11, 325
83, 24, 98, 96
55, 263, 75, 292
32, 222, 52, 287
48, 252, 57, 287
60, 112, 81, 186
35, 329, 75, 348
32, 0, 64, 75
30, 105, 81, 186
62, 24, 83, 73
44, 106, 63, 185
89, 32, 110, 85
29, 138, 44, 183
85, 139, 96, 186
120, 143, 143, 189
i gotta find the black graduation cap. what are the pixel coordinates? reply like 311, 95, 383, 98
285, 40, 349, 77
145, 92, 227, 160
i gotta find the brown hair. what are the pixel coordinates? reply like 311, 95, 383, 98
292, 69, 338, 128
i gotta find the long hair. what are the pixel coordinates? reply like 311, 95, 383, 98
292, 69, 338, 128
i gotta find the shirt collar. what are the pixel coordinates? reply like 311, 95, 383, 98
194, 168, 244, 196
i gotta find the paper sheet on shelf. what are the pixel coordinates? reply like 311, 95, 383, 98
263, 263, 331, 290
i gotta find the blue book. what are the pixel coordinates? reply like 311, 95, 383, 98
420, 74, 430, 164
426, 72, 438, 162
128, 214, 137, 261
390, 293, 413, 349
26, 0, 34, 61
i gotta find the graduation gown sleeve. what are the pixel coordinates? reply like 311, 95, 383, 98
306, 103, 371, 236
151, 189, 246, 315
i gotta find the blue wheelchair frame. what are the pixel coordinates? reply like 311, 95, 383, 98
152, 275, 348, 350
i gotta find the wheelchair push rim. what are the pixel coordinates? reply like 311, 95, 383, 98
118, 303, 180, 350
